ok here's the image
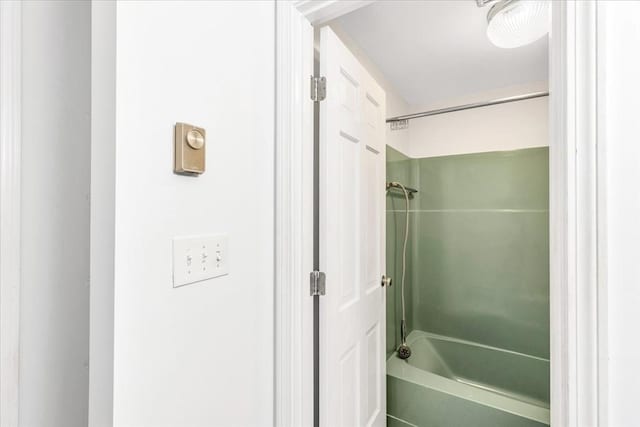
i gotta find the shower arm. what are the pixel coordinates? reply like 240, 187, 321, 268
386, 182, 418, 199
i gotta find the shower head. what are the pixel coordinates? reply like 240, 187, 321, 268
385, 182, 418, 199
386, 181, 400, 189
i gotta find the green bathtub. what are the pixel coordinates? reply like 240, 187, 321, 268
387, 330, 550, 427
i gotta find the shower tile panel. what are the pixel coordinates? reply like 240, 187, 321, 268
385, 146, 550, 360
413, 210, 549, 359
415, 148, 548, 210
386, 154, 411, 204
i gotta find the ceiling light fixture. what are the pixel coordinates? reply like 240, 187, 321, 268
477, 0, 550, 49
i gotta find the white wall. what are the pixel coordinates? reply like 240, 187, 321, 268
90, 1, 275, 426
407, 83, 549, 158
20, 2, 90, 426
599, 2, 640, 425
89, 1, 115, 425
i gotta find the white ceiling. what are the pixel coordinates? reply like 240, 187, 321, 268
332, 0, 548, 107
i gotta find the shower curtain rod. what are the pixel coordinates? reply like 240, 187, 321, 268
386, 91, 549, 123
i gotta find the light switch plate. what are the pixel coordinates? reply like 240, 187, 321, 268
172, 234, 229, 288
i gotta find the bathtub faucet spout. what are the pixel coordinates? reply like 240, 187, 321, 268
398, 320, 411, 359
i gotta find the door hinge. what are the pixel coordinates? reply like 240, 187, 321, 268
310, 271, 326, 296
310, 76, 326, 102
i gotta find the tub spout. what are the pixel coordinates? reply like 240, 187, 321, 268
398, 320, 411, 359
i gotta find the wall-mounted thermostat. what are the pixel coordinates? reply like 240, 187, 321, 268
174, 122, 205, 175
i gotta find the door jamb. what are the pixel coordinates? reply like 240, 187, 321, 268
0, 1, 22, 425
1, 1, 605, 426
274, 2, 315, 427
550, 2, 607, 426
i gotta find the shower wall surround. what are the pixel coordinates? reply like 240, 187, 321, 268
386, 148, 415, 357
386, 145, 549, 359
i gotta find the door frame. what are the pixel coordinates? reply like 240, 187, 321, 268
274, 2, 315, 427
0, 1, 606, 426
0, 1, 22, 425
275, 1, 607, 427
550, 2, 607, 425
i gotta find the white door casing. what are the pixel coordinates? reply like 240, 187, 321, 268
275, 2, 315, 427
275, 2, 604, 427
0, 2, 21, 425
319, 26, 386, 427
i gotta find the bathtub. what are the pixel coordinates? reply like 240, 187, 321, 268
387, 330, 550, 427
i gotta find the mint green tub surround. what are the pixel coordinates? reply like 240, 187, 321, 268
385, 146, 550, 425
410, 147, 550, 359
387, 331, 549, 427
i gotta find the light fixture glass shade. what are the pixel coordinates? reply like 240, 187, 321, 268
487, 0, 550, 49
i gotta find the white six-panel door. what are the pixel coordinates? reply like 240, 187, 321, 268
319, 26, 386, 427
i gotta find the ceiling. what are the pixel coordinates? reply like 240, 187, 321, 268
332, 0, 548, 107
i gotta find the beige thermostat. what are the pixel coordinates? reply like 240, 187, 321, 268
174, 122, 205, 175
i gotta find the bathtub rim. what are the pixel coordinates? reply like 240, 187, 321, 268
405, 330, 550, 363
387, 330, 550, 425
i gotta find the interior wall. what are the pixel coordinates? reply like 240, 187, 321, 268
89, 1, 115, 424
599, 2, 640, 424
407, 88, 548, 158
20, 2, 91, 426
90, 2, 275, 425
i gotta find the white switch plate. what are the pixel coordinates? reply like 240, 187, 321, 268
172, 234, 229, 288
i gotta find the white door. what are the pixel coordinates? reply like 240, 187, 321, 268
319, 26, 387, 427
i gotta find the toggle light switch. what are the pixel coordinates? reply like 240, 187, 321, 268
172, 234, 229, 287
174, 122, 206, 175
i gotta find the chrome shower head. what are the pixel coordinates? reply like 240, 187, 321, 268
385, 182, 418, 199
